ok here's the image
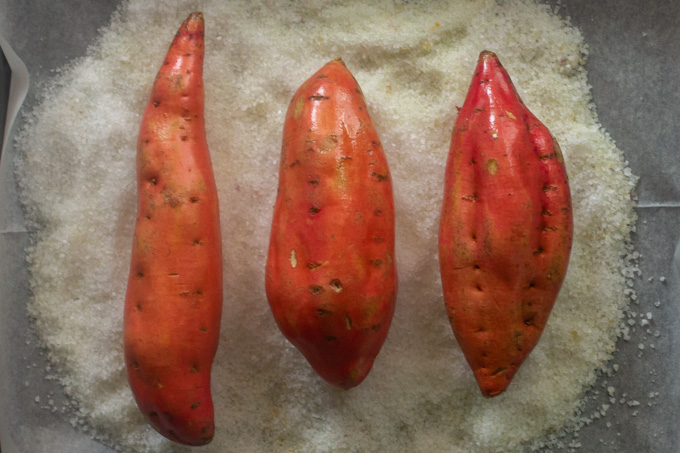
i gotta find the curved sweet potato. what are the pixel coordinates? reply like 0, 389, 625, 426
124, 12, 222, 444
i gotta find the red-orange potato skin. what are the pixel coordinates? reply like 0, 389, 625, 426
438, 51, 573, 397
265, 59, 397, 390
123, 12, 222, 445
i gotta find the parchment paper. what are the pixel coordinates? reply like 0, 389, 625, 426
0, 1, 678, 452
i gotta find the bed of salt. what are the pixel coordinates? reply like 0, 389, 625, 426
7, 1, 643, 452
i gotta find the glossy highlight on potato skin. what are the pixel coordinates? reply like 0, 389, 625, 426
265, 59, 397, 390
123, 12, 222, 445
438, 51, 573, 397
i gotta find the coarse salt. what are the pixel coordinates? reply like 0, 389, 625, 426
14, 1, 638, 452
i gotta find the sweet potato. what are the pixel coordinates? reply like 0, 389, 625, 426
265, 59, 397, 389
123, 12, 222, 444
438, 51, 573, 397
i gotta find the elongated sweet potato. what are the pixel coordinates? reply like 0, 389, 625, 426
265, 59, 397, 389
438, 51, 573, 397
123, 12, 222, 444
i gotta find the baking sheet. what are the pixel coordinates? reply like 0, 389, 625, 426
0, 1, 678, 452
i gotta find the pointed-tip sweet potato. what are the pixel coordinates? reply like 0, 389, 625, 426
123, 12, 222, 444
438, 50, 573, 397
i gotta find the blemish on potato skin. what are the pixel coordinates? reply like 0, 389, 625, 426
289, 249, 298, 268
320, 135, 338, 152
329, 279, 343, 292
345, 316, 352, 329
486, 159, 498, 175
317, 307, 333, 317
164, 192, 182, 208
308, 285, 324, 295
491, 366, 507, 377
293, 96, 305, 119
307, 261, 327, 270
